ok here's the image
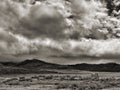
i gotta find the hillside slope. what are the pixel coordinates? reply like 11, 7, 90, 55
0, 59, 120, 74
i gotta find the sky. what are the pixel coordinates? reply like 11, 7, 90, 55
0, 0, 120, 64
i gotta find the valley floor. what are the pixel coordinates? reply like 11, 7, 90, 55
0, 70, 120, 90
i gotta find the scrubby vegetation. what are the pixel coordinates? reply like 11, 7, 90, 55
1, 73, 120, 90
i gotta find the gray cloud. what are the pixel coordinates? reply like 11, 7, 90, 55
0, 0, 120, 64
12, 4, 67, 39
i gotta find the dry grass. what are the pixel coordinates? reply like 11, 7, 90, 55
1, 71, 120, 90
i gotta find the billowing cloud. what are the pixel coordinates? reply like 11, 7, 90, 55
0, 0, 120, 64
61, 39, 120, 58
13, 5, 67, 39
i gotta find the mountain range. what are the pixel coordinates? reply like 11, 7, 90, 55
0, 59, 120, 74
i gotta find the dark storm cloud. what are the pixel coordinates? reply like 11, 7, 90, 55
0, 0, 120, 64
50, 53, 120, 60
12, 5, 67, 39
0, 0, 67, 57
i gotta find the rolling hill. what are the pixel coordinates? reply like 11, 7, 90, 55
0, 59, 120, 74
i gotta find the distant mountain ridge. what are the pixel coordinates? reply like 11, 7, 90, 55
0, 59, 120, 74
70, 63, 120, 72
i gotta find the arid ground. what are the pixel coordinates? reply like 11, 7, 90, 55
1, 70, 120, 90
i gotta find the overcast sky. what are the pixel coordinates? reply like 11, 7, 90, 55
0, 0, 120, 64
